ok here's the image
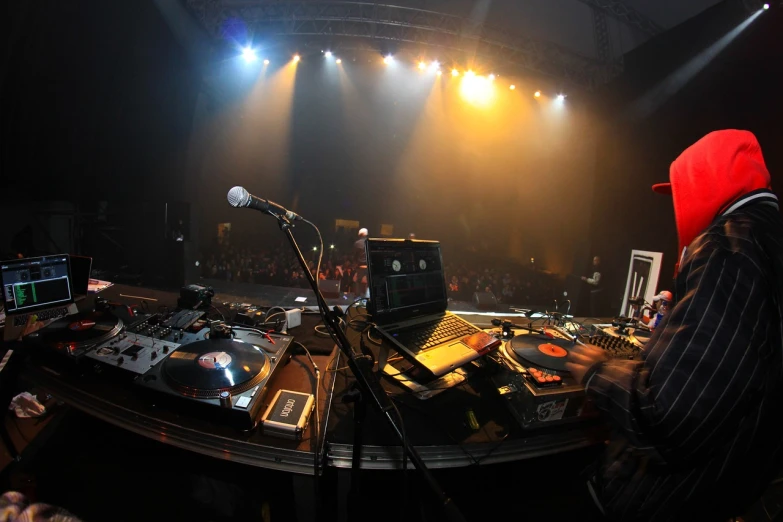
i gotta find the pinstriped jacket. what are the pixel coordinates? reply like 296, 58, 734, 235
586, 190, 783, 521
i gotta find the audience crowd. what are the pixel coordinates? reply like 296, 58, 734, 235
200, 240, 556, 306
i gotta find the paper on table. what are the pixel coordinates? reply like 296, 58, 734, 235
295, 297, 308, 303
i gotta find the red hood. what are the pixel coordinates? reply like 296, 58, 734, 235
666, 130, 771, 253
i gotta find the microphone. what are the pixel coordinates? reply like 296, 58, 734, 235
628, 296, 646, 307
226, 186, 302, 222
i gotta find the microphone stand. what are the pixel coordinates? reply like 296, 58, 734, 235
274, 216, 465, 522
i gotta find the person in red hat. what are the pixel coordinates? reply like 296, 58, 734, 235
567, 130, 783, 521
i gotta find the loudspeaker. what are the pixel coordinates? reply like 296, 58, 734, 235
319, 279, 341, 298
473, 291, 498, 311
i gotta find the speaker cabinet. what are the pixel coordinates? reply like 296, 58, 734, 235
319, 279, 341, 298
473, 291, 498, 311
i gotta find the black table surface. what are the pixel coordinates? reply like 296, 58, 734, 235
5, 284, 607, 475
10, 284, 339, 476
325, 309, 607, 470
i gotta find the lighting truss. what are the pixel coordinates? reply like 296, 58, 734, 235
574, 0, 664, 37
185, 0, 614, 89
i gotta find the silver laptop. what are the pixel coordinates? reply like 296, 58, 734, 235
1, 255, 78, 342
366, 239, 483, 377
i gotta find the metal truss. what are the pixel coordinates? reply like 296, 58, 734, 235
185, 1, 614, 89
575, 0, 664, 37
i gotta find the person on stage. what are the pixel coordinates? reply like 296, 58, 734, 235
580, 256, 602, 287
353, 228, 369, 296
567, 130, 783, 521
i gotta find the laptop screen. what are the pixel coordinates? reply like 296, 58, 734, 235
366, 239, 448, 320
1, 255, 74, 314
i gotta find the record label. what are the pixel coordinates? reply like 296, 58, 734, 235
538, 343, 568, 358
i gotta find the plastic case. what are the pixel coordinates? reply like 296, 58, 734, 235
260, 390, 315, 440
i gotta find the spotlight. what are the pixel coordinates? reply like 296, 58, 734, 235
325, 51, 332, 57
557, 94, 566, 101
383, 55, 393, 64
293, 54, 301, 62
313, 246, 318, 251
263, 59, 270, 65
763, 3, 769, 9
418, 61, 427, 70
460, 73, 495, 106
451, 69, 459, 77
437, 70, 443, 76
429, 60, 440, 71
330, 244, 335, 249
241, 47, 257, 63
509, 85, 516, 90
534, 91, 541, 98
466, 70, 475, 77
336, 58, 342, 64
489, 74, 496, 81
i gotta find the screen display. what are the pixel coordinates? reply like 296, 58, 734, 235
1, 255, 73, 314
367, 241, 447, 316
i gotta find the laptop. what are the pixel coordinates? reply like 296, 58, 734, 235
366, 239, 487, 377
70, 255, 93, 301
1, 255, 78, 342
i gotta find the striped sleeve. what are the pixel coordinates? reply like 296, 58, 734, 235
587, 245, 769, 461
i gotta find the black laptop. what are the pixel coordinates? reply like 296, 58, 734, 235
365, 239, 484, 377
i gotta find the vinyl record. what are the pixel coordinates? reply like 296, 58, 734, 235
163, 339, 271, 398
507, 335, 573, 371
33, 310, 123, 349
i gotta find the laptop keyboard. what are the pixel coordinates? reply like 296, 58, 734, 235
12, 306, 68, 326
392, 315, 478, 353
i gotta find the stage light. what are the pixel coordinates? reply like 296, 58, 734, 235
429, 60, 440, 71
325, 51, 332, 58
763, 3, 769, 9
557, 94, 566, 102
313, 246, 318, 251
383, 55, 393, 64
510, 85, 516, 90
534, 91, 541, 98
489, 74, 496, 81
263, 59, 270, 65
466, 70, 475, 78
330, 244, 335, 249
418, 61, 427, 70
336, 58, 342, 64
460, 73, 495, 106
451, 69, 459, 77
241, 47, 257, 63
437, 70, 443, 76
293, 54, 301, 62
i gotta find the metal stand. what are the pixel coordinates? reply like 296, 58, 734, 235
275, 216, 465, 522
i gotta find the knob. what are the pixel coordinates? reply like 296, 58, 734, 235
163, 346, 169, 354
132, 354, 138, 361
219, 391, 232, 408
151, 351, 158, 360
117, 357, 124, 365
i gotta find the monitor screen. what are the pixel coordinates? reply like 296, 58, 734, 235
1, 255, 74, 314
366, 240, 447, 318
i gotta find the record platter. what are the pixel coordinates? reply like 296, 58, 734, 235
25, 310, 123, 357
136, 335, 293, 430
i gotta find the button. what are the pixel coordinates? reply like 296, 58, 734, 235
236, 396, 251, 409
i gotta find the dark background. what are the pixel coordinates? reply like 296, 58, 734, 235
1, 0, 781, 311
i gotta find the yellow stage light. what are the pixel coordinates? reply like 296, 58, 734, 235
437, 70, 443, 76
418, 61, 427, 70
489, 74, 496, 81
451, 69, 459, 77
534, 91, 541, 98
336, 58, 342, 64
510, 84, 516, 90
460, 74, 495, 106
466, 70, 475, 77
293, 54, 301, 62
383, 55, 393, 64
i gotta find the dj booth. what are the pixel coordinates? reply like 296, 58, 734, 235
0, 249, 647, 520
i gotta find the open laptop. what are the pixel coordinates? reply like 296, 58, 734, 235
366, 239, 487, 377
1, 255, 78, 342
69, 255, 93, 301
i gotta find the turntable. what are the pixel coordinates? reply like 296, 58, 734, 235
25, 310, 123, 357
136, 335, 293, 430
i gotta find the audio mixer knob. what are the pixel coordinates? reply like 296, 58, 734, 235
151, 351, 158, 360
219, 391, 232, 408
163, 346, 169, 354
117, 357, 124, 366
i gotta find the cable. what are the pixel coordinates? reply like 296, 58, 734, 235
294, 341, 321, 478
389, 398, 408, 516
211, 304, 226, 322
264, 306, 286, 323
